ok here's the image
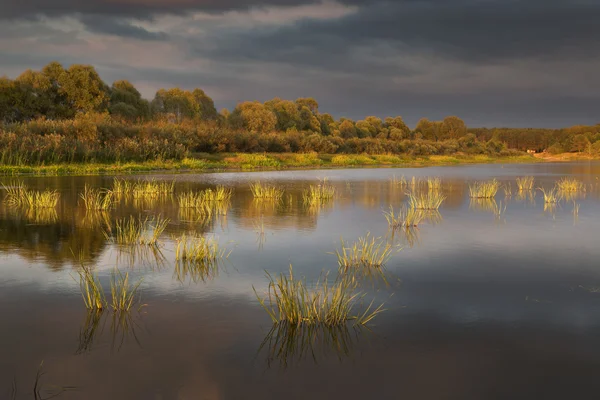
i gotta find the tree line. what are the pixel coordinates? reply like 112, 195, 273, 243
0, 62, 598, 165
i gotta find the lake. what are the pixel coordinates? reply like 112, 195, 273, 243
2, 162, 600, 399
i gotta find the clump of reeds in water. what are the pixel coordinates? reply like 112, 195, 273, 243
110, 269, 143, 312
254, 265, 384, 326
468, 179, 500, 199
3, 181, 59, 209
202, 185, 233, 202
556, 177, 585, 193
383, 205, 424, 229
406, 191, 445, 210
78, 266, 106, 311
516, 176, 534, 191
177, 188, 231, 219
250, 181, 284, 200
302, 182, 336, 206
175, 233, 230, 263
79, 185, 114, 210
109, 215, 169, 246
538, 187, 560, 203
132, 179, 175, 198
335, 233, 395, 273
427, 177, 442, 191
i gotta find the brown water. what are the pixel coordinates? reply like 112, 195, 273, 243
2, 163, 600, 399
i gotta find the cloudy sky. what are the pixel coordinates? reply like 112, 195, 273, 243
1, 0, 599, 128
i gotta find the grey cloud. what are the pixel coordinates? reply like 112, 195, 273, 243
79, 15, 168, 40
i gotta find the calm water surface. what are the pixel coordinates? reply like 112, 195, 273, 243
2, 162, 600, 399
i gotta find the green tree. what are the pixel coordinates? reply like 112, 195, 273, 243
385, 116, 410, 140
265, 98, 302, 131
440, 116, 467, 140
192, 88, 217, 120
229, 101, 277, 133
58, 64, 109, 113
295, 97, 319, 114
338, 119, 357, 139
109, 80, 150, 121
151, 88, 198, 122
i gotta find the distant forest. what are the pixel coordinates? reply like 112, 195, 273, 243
0, 62, 598, 164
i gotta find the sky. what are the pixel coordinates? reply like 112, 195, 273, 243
0, 0, 599, 128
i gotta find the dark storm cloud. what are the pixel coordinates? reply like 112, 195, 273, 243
199, 0, 600, 65
79, 15, 168, 40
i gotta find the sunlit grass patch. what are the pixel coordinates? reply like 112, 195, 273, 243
109, 215, 169, 246
538, 187, 560, 203
250, 181, 285, 200
406, 190, 445, 210
334, 233, 395, 275
254, 265, 384, 326
78, 265, 106, 311
516, 176, 534, 191
174, 233, 229, 282
468, 179, 500, 199
390, 175, 407, 187
202, 185, 233, 202
131, 179, 175, 198
110, 269, 143, 312
302, 181, 336, 206
556, 177, 585, 192
79, 185, 114, 210
427, 177, 442, 191
383, 205, 424, 228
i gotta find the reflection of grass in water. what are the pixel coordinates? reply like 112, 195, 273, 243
254, 216, 266, 250
469, 199, 506, 218
302, 182, 335, 207
76, 310, 144, 354
173, 233, 229, 283
257, 323, 366, 370
334, 233, 396, 285
557, 189, 585, 203
81, 209, 111, 230
503, 183, 512, 198
427, 177, 442, 191
31, 361, 77, 400
23, 208, 59, 225
116, 245, 167, 270
132, 194, 174, 211
515, 190, 535, 204
254, 265, 384, 326
390, 174, 407, 187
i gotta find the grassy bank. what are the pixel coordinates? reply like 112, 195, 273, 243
0, 153, 539, 176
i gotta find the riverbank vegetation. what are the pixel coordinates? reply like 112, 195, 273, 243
6, 62, 598, 176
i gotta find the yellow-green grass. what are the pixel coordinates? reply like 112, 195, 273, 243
390, 175, 407, 187
383, 205, 424, 228
254, 265, 384, 326
110, 269, 143, 312
302, 182, 336, 206
132, 179, 175, 198
516, 176, 534, 191
469, 179, 500, 199
335, 233, 395, 273
250, 182, 285, 200
538, 187, 560, 203
427, 177, 442, 191
78, 266, 106, 311
175, 233, 230, 263
556, 177, 585, 192
503, 183, 512, 197
406, 191, 446, 210
3, 181, 59, 209
79, 185, 114, 210
109, 215, 169, 246
202, 185, 233, 202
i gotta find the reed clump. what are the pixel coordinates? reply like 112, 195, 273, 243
132, 179, 175, 198
110, 269, 143, 312
469, 179, 500, 199
109, 215, 169, 246
254, 265, 384, 326
406, 191, 445, 210
334, 233, 395, 273
78, 266, 106, 311
556, 177, 585, 193
175, 233, 230, 263
202, 185, 233, 202
79, 185, 114, 210
538, 187, 560, 203
427, 177, 442, 191
302, 182, 336, 206
250, 181, 285, 200
3, 181, 59, 209
383, 205, 424, 228
516, 176, 534, 191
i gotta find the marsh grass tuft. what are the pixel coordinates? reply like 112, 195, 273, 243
406, 191, 445, 210
79, 185, 114, 210
334, 233, 396, 285
516, 176, 534, 191
110, 215, 169, 246
427, 177, 442, 191
254, 265, 384, 326
175, 233, 230, 262
250, 182, 284, 200
3, 181, 59, 209
78, 266, 106, 311
302, 182, 336, 206
110, 269, 143, 312
469, 179, 500, 199
503, 183, 512, 197
538, 187, 560, 203
556, 177, 585, 193
383, 205, 424, 228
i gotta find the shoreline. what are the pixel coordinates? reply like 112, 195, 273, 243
0, 152, 573, 177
